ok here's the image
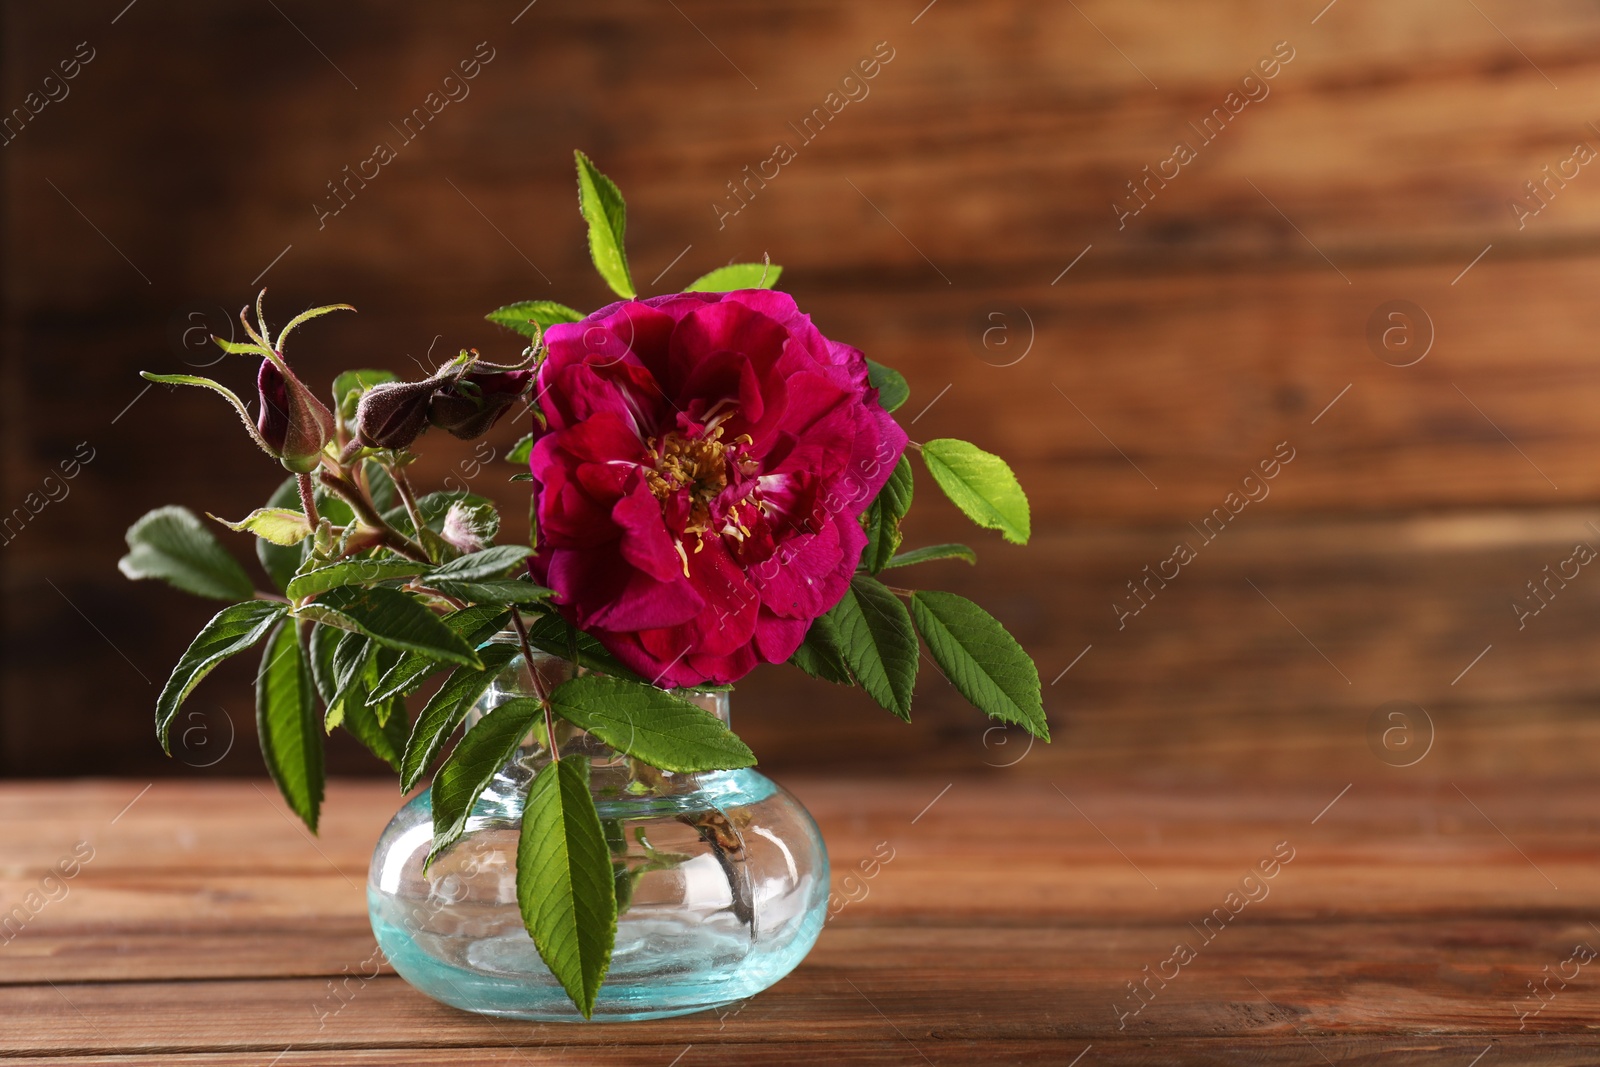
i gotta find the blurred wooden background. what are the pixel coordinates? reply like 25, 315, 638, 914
4, 0, 1600, 782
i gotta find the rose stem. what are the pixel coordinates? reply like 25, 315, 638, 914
296, 472, 321, 529
316, 470, 431, 563
389, 465, 430, 551
508, 607, 561, 763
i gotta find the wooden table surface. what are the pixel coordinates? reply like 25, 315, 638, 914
3, 776, 1599, 1065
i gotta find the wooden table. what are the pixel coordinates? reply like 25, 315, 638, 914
2, 776, 1597, 1064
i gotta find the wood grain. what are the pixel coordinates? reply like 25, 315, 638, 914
1, 778, 1597, 1062
3, 0, 1600, 785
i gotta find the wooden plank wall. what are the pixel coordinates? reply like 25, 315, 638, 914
4, 0, 1599, 781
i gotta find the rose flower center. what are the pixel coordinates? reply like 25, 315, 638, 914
644, 428, 730, 531
642, 423, 766, 575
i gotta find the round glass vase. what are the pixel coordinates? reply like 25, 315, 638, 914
366, 637, 830, 1021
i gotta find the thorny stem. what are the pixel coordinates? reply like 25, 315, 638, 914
296, 472, 320, 529
390, 465, 429, 554
317, 470, 431, 563
884, 584, 916, 598
509, 607, 561, 763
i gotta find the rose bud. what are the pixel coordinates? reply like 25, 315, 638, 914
428, 369, 532, 440
355, 378, 437, 450
256, 358, 335, 473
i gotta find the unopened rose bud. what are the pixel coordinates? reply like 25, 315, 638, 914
257, 358, 334, 473
355, 379, 436, 450
428, 370, 532, 440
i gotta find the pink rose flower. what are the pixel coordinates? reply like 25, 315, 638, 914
527, 289, 908, 687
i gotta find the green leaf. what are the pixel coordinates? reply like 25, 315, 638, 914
257, 478, 306, 593
315, 627, 367, 730
400, 643, 520, 792
429, 697, 546, 862
523, 613, 646, 682
372, 606, 511, 701
297, 586, 481, 668
909, 591, 1047, 741
210, 507, 313, 547
886, 543, 977, 569
255, 620, 324, 831
286, 559, 432, 602
920, 438, 1031, 545
547, 675, 755, 773
788, 613, 853, 686
121, 506, 256, 602
363, 460, 398, 512
431, 545, 536, 582
574, 150, 635, 299
155, 600, 287, 750
429, 577, 552, 605
486, 301, 585, 340
317, 627, 406, 767
341, 684, 408, 772
331, 369, 397, 423
308, 621, 343, 704
507, 434, 535, 466
517, 757, 617, 1018
684, 262, 783, 292
827, 575, 918, 720
865, 359, 909, 414
861, 456, 913, 573
139, 372, 273, 454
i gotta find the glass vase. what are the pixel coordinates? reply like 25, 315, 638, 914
366, 637, 830, 1021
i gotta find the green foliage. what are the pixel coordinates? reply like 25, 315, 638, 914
788, 613, 853, 686
296, 586, 481, 668
331, 369, 396, 425
155, 600, 286, 750
517, 757, 616, 1018
255, 620, 324, 832
428, 696, 547, 863
885, 543, 977, 569
684, 262, 783, 292
429, 545, 535, 581
428, 578, 551, 605
919, 438, 1031, 545
547, 675, 755, 773
400, 642, 520, 792
257, 478, 306, 593
866, 359, 909, 413
507, 434, 535, 466
486, 301, 584, 339
826, 575, 918, 720
121, 506, 255, 602
861, 456, 913, 573
524, 613, 646, 682
211, 508, 313, 547
286, 559, 432, 602
574, 151, 635, 299
909, 591, 1048, 741
363, 460, 398, 512
372, 605, 510, 701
